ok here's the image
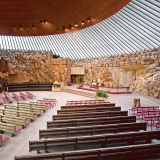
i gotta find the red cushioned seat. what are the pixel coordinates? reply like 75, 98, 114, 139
25, 120, 30, 125
2, 135, 9, 143
34, 115, 38, 119
15, 127, 21, 133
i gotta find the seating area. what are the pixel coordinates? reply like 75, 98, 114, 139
4, 92, 13, 103
129, 106, 160, 130
14, 99, 160, 160
0, 97, 56, 146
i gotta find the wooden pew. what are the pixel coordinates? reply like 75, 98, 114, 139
0, 134, 9, 145
30, 130, 160, 153
15, 143, 160, 160
0, 109, 36, 121
64, 103, 115, 108
61, 103, 116, 109
39, 122, 147, 139
57, 107, 121, 114
0, 114, 30, 128
26, 91, 36, 99
12, 92, 21, 101
0, 122, 21, 137
53, 111, 128, 120
19, 92, 28, 99
0, 94, 4, 104
4, 104, 41, 116
4, 92, 13, 103
47, 116, 136, 129
17, 102, 47, 112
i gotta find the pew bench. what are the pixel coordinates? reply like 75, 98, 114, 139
62, 103, 115, 109
0, 114, 30, 128
52, 111, 128, 120
0, 134, 9, 145
43, 98, 57, 106
12, 92, 21, 101
19, 92, 28, 99
4, 92, 13, 103
26, 91, 36, 99
47, 116, 136, 129
4, 104, 41, 116
39, 122, 147, 139
57, 106, 121, 114
0, 122, 21, 137
0, 109, 37, 121
15, 143, 160, 160
0, 94, 4, 104
30, 130, 160, 153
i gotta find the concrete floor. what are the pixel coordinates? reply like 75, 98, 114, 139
0, 84, 160, 160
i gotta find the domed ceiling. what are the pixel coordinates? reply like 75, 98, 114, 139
0, 0, 130, 36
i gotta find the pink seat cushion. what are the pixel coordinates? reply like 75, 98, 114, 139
15, 127, 21, 133
34, 115, 38, 119
25, 120, 30, 125
2, 135, 9, 143
153, 123, 160, 128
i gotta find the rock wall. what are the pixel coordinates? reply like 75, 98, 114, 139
0, 51, 71, 85
72, 49, 160, 98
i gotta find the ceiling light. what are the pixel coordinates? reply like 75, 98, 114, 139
62, 26, 65, 30
75, 23, 78, 27
32, 24, 34, 28
87, 17, 90, 22
69, 25, 72, 29
82, 21, 85, 25
26, 25, 28, 28
44, 19, 46, 23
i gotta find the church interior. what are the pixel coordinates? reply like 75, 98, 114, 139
0, 0, 160, 159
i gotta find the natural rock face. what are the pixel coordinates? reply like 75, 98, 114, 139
72, 49, 160, 99
0, 51, 71, 85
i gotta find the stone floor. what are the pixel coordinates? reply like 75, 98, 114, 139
0, 84, 160, 160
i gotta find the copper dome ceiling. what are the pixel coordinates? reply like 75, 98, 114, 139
0, 0, 130, 36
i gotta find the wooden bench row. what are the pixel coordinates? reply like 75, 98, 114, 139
30, 130, 160, 153
52, 111, 128, 120
4, 104, 42, 116
62, 103, 115, 109
4, 92, 13, 103
64, 103, 115, 108
39, 122, 147, 139
17, 102, 47, 112
15, 143, 160, 160
0, 122, 21, 137
57, 106, 121, 115
47, 115, 136, 129
0, 109, 36, 121
0, 114, 30, 128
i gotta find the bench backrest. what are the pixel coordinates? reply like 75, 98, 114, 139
0, 122, 16, 134
39, 122, 147, 139
30, 130, 160, 153
47, 116, 136, 129
57, 107, 121, 114
64, 103, 115, 107
15, 143, 160, 160
53, 111, 128, 120
61, 104, 115, 109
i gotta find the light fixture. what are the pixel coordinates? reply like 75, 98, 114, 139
12, 25, 15, 28
32, 24, 34, 28
81, 21, 85, 25
19, 25, 22, 28
40, 20, 43, 23
44, 19, 46, 23
75, 23, 78, 27
69, 25, 72, 29
26, 25, 28, 28
62, 26, 65, 30
87, 17, 90, 22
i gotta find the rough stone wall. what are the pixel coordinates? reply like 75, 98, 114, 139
72, 49, 160, 98
0, 51, 71, 85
